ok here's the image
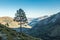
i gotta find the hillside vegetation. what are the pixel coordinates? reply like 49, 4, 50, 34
0, 24, 41, 40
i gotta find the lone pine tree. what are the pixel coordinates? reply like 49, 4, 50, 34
14, 8, 28, 34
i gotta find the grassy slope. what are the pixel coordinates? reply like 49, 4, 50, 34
0, 24, 41, 40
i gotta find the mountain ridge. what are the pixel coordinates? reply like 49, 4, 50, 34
0, 16, 31, 28
27, 12, 60, 40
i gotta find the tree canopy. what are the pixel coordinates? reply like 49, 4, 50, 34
14, 8, 28, 23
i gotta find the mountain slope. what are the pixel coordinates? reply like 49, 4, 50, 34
0, 16, 31, 28
27, 12, 60, 40
0, 24, 41, 40
0, 16, 19, 28
28, 15, 48, 27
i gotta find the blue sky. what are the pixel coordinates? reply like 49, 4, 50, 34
0, 0, 60, 18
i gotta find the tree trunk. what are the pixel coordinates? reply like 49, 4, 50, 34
20, 22, 22, 35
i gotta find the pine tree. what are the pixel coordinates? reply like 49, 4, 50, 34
14, 8, 28, 34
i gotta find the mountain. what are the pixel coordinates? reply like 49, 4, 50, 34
0, 16, 32, 34
27, 12, 60, 40
28, 15, 48, 27
27, 18, 34, 23
0, 24, 41, 40
0, 16, 19, 28
0, 16, 31, 28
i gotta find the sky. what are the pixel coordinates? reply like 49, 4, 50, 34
0, 0, 60, 18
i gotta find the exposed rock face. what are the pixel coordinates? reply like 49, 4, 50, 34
27, 12, 60, 40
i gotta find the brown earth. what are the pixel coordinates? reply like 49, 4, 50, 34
0, 16, 31, 28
